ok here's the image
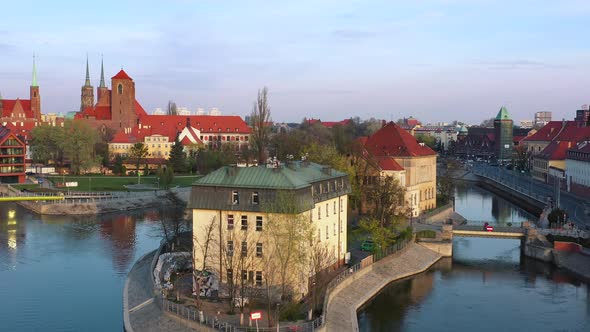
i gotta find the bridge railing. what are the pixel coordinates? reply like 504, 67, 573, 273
471, 166, 548, 203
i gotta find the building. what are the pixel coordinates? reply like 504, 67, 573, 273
534, 111, 552, 127
0, 126, 26, 183
189, 161, 350, 298
520, 120, 533, 128
524, 113, 590, 182
75, 61, 148, 131
305, 118, 351, 128
1, 57, 41, 123
494, 106, 513, 162
356, 121, 437, 217
566, 141, 590, 197
575, 105, 590, 126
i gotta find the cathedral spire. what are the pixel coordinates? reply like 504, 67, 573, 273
32, 53, 38, 87
99, 55, 106, 88
85, 54, 91, 87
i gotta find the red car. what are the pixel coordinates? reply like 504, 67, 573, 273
484, 223, 494, 232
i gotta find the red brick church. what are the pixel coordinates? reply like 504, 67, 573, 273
75, 58, 148, 132
0, 57, 41, 122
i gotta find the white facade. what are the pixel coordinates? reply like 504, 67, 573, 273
566, 158, 590, 188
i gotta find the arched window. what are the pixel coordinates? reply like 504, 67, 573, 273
118, 84, 123, 94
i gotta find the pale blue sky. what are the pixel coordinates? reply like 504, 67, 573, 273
1, 0, 590, 124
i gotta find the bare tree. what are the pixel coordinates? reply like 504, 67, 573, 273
193, 216, 217, 307
250, 87, 271, 164
306, 237, 334, 315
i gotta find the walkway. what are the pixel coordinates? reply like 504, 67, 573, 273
453, 225, 524, 239
323, 243, 442, 332
124, 250, 201, 332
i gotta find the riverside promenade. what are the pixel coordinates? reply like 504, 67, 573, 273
321, 243, 442, 332
124, 250, 205, 332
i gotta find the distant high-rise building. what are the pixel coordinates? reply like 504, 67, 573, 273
209, 108, 221, 116
519, 120, 533, 128
176, 107, 191, 116
575, 105, 590, 126
195, 108, 205, 115
152, 108, 165, 115
534, 111, 552, 127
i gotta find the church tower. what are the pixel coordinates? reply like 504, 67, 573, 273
494, 106, 513, 163
30, 55, 41, 120
111, 69, 136, 129
80, 56, 95, 112
96, 56, 110, 106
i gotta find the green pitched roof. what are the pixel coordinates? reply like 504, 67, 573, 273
459, 125, 468, 133
195, 162, 347, 190
31, 55, 38, 87
496, 106, 511, 120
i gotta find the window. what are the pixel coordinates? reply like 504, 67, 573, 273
255, 271, 262, 286
117, 84, 123, 94
242, 270, 248, 281
326, 203, 328, 217
248, 271, 254, 283
241, 241, 247, 257
241, 216, 248, 230
232, 191, 239, 205
256, 243, 263, 257
334, 223, 336, 236
252, 192, 259, 205
227, 269, 233, 280
256, 216, 263, 231
334, 201, 337, 215
227, 241, 234, 256
318, 207, 321, 220
326, 226, 329, 239
340, 198, 343, 212
227, 215, 234, 230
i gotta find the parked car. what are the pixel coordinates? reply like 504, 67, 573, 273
361, 238, 375, 252
483, 222, 494, 232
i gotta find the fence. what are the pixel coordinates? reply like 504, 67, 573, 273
471, 167, 548, 204
320, 238, 409, 326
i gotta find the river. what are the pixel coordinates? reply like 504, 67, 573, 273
0, 203, 167, 331
357, 185, 590, 331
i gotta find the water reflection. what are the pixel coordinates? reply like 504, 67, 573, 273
0, 202, 169, 331
454, 184, 535, 223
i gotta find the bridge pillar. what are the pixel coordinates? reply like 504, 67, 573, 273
442, 225, 453, 241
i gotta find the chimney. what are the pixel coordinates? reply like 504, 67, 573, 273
186, 117, 191, 128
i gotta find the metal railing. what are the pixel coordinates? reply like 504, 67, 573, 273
320, 238, 409, 326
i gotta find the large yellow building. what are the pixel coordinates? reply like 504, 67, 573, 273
189, 161, 350, 300
357, 122, 437, 217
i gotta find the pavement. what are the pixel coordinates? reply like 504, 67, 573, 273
322, 243, 442, 332
125, 250, 200, 332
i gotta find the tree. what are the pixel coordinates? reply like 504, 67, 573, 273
480, 117, 495, 128
437, 159, 460, 204
250, 87, 271, 164
30, 125, 64, 166
365, 175, 409, 227
112, 155, 126, 175
129, 142, 148, 174
169, 136, 187, 174
193, 217, 217, 308
306, 240, 333, 315
513, 145, 531, 172
156, 165, 174, 189
167, 100, 178, 115
415, 134, 437, 149
61, 120, 99, 175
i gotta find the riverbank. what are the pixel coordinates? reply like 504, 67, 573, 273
2, 186, 189, 215
321, 243, 442, 332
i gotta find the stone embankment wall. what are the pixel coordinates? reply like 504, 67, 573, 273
15, 189, 189, 215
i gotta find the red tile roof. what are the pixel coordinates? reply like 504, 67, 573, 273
112, 69, 133, 80
306, 118, 351, 128
363, 122, 437, 157
539, 141, 572, 160
377, 157, 404, 171
1, 99, 34, 118
523, 121, 590, 142
140, 115, 251, 134
111, 131, 138, 144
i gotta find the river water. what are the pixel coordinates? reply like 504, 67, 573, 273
0, 203, 166, 331
1, 185, 589, 331
358, 185, 590, 331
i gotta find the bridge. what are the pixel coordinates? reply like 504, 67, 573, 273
0, 195, 65, 202
452, 224, 524, 239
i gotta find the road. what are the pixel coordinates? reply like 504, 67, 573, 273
471, 164, 590, 229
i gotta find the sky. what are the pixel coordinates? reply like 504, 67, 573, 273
1, 0, 590, 125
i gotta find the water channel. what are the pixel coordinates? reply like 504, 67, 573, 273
358, 185, 590, 331
1, 185, 589, 331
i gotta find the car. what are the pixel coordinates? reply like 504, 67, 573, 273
483, 222, 494, 232
361, 238, 375, 252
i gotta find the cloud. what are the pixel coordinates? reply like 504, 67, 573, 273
471, 60, 570, 70
332, 29, 376, 40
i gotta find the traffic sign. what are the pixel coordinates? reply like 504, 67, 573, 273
250, 312, 262, 320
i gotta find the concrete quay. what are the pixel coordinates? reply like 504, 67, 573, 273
321, 243, 442, 332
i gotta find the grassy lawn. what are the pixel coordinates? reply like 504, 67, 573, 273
11, 184, 42, 191
45, 174, 202, 192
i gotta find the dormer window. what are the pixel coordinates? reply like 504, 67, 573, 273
252, 192, 259, 205
232, 191, 239, 205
